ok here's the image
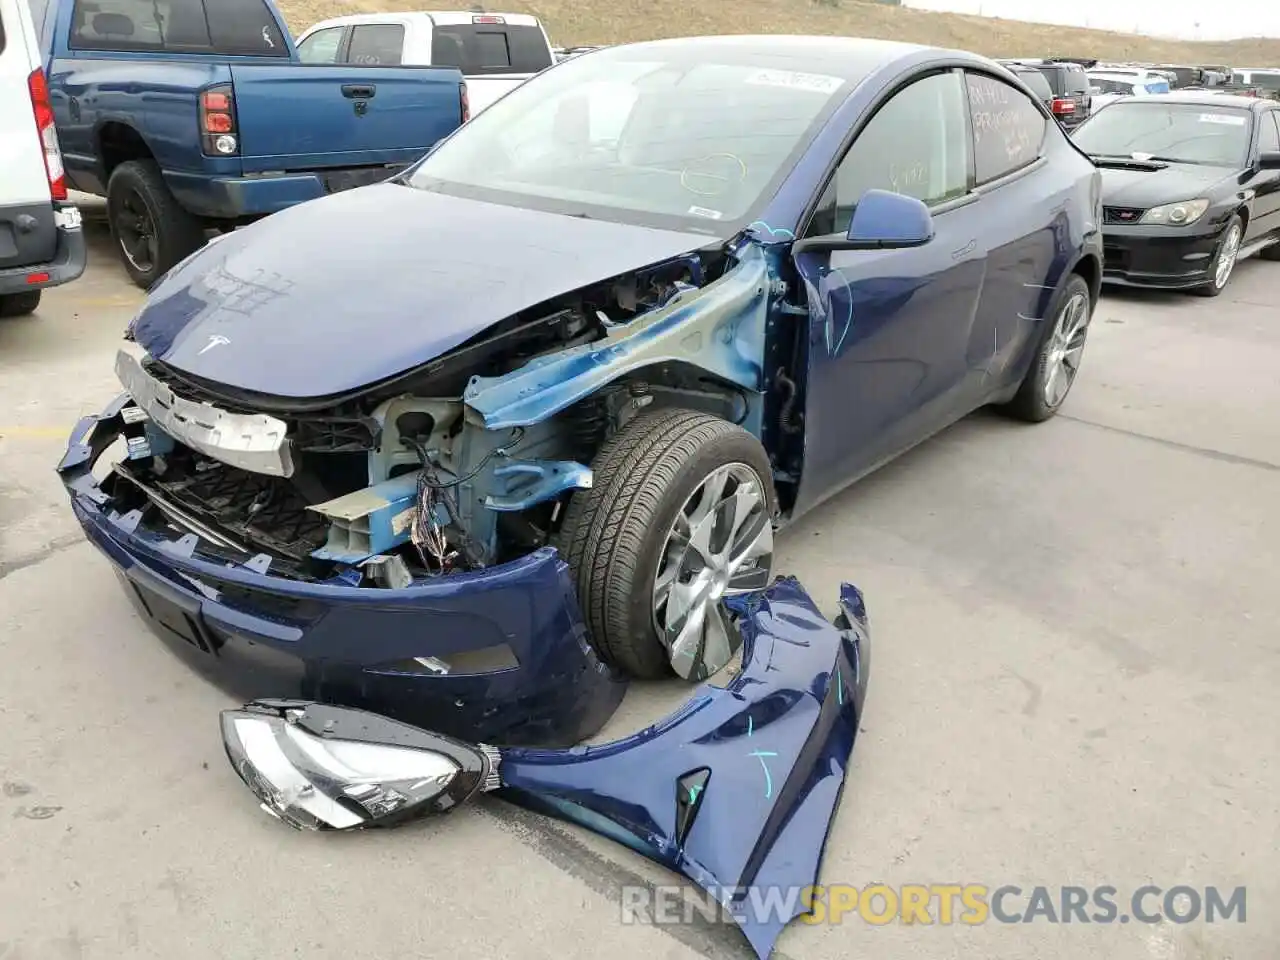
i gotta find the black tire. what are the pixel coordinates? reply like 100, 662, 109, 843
1000, 273, 1093, 423
107, 160, 206, 290
1259, 238, 1280, 261
0, 290, 41, 318
554, 407, 777, 679
1192, 214, 1244, 298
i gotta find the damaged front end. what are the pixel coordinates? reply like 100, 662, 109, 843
220, 578, 870, 960
59, 237, 799, 742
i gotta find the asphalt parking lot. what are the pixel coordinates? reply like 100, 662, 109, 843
1, 199, 1277, 960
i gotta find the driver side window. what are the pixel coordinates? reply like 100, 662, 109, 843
806, 71, 970, 237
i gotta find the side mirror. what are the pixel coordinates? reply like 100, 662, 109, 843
845, 189, 935, 248
1258, 151, 1280, 171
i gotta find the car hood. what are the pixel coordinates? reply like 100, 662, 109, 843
1098, 162, 1237, 208
130, 184, 715, 400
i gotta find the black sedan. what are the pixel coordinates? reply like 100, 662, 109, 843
1071, 94, 1280, 295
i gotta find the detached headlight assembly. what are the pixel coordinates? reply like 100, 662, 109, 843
221, 700, 501, 830
1140, 198, 1210, 225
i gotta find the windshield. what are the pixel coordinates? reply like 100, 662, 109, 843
404, 47, 850, 233
1072, 101, 1251, 166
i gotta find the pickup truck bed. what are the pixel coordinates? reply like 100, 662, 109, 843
34, 0, 467, 288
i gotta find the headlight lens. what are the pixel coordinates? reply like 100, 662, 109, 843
221, 701, 500, 830
1139, 198, 1210, 225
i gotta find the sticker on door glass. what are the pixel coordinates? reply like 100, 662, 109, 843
744, 69, 844, 95
1198, 113, 1246, 125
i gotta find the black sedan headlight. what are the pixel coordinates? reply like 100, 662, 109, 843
1140, 198, 1210, 225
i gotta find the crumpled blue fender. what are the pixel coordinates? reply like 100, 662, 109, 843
498, 576, 870, 958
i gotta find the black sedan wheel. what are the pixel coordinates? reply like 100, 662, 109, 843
1193, 214, 1243, 298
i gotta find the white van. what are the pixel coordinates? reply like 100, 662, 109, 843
295, 11, 555, 117
0, 0, 85, 316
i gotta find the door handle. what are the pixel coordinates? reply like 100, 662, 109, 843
951, 239, 977, 259
342, 84, 376, 99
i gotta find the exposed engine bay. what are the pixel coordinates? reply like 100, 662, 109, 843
103, 240, 805, 588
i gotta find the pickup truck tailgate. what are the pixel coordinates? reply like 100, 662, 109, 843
228, 65, 462, 173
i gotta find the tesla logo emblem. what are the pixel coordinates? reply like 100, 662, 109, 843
198, 334, 230, 355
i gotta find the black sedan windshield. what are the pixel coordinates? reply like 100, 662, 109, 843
1072, 101, 1251, 167
405, 47, 851, 232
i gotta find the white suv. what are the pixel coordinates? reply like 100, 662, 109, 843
0, 0, 85, 317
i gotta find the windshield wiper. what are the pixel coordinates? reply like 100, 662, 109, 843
1088, 154, 1168, 169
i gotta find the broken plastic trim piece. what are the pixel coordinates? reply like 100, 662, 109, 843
219, 577, 869, 960
115, 350, 295, 478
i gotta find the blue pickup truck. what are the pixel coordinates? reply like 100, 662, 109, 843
28, 0, 468, 287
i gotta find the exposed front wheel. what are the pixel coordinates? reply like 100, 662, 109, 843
0, 290, 42, 317
555, 408, 777, 681
1001, 273, 1092, 423
107, 160, 206, 290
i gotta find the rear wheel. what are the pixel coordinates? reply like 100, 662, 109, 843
1193, 214, 1243, 297
107, 160, 206, 290
0, 291, 41, 318
1000, 273, 1092, 423
555, 408, 777, 681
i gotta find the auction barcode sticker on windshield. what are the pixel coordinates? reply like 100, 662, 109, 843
744, 68, 845, 94
1199, 113, 1246, 125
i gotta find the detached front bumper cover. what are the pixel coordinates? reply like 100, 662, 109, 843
220, 576, 870, 960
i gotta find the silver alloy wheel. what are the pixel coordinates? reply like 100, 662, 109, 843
652, 462, 774, 680
1043, 291, 1090, 408
1214, 222, 1242, 289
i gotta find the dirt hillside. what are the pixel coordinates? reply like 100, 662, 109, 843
276, 0, 1280, 66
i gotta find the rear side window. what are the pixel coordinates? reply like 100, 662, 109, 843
205, 0, 287, 57
1016, 70, 1053, 100
1063, 67, 1090, 95
966, 72, 1047, 185
1035, 66, 1065, 96
431, 23, 552, 75
346, 23, 403, 65
297, 26, 343, 63
69, 0, 286, 54
1261, 112, 1280, 153
70, 0, 210, 50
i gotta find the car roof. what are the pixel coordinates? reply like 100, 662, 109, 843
600, 35, 936, 81
1124, 93, 1268, 110
304, 10, 543, 31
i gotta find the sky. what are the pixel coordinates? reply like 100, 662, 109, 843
902, 0, 1280, 42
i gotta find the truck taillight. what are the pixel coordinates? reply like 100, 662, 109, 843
1051, 97, 1076, 114
460, 81, 470, 123
200, 84, 239, 156
27, 68, 67, 201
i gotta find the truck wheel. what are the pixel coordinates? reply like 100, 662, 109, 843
554, 408, 777, 681
107, 160, 206, 290
1000, 273, 1092, 423
0, 291, 42, 317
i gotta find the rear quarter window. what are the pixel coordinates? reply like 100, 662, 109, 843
967, 71, 1047, 185
1017, 70, 1053, 100
430, 23, 552, 75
